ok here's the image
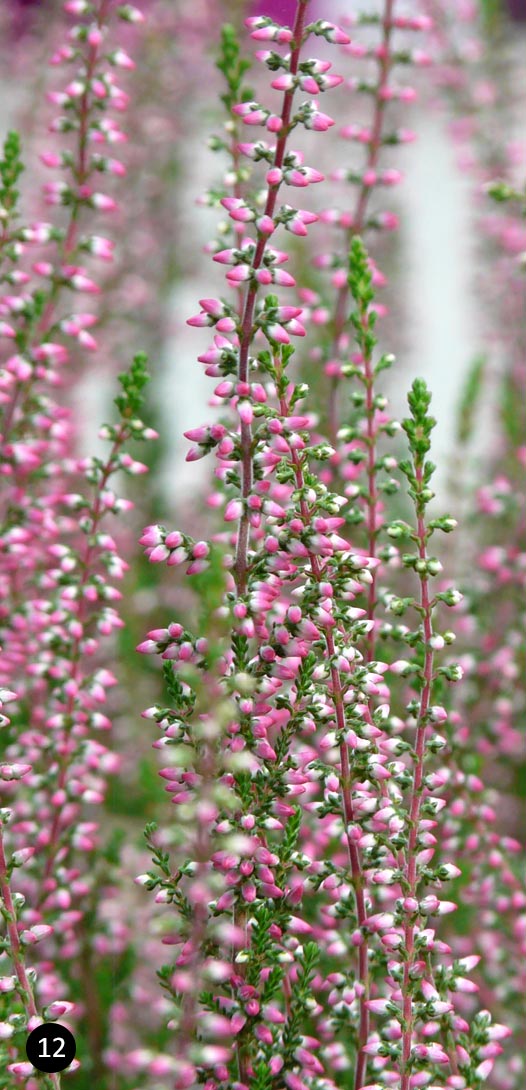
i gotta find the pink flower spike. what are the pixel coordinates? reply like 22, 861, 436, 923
91, 192, 118, 212
271, 74, 296, 92
111, 49, 136, 70
309, 111, 335, 132
256, 215, 276, 235
319, 21, 351, 44
273, 269, 296, 286
148, 544, 170, 563
224, 499, 243, 522
199, 298, 224, 317
250, 27, 293, 44
287, 219, 307, 237
213, 249, 237, 265
266, 323, 290, 344
237, 400, 254, 425
70, 273, 100, 294
266, 167, 283, 186
226, 266, 251, 284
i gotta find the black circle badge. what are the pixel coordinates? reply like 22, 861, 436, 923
26, 1023, 76, 1073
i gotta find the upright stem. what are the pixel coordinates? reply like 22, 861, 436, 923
36, 430, 127, 902
275, 367, 370, 1090
1, 0, 111, 457
231, 7, 309, 1078
328, 0, 395, 446
233, 0, 309, 595
400, 462, 434, 1090
37, 2, 108, 336
361, 315, 380, 668
0, 825, 61, 1090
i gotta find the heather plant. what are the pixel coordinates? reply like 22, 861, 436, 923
135, 7, 522, 1090
0, 2, 153, 1084
0, 2, 524, 1089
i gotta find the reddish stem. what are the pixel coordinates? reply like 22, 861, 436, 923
37, 427, 128, 902
400, 464, 434, 1090
233, 0, 309, 595
1, 1, 109, 455
275, 366, 370, 1090
0, 825, 60, 1090
328, 0, 395, 446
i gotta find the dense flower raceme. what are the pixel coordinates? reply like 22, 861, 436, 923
136, 7, 517, 1090
0, 1, 522, 1089
71, 0, 234, 374
0, 2, 150, 1083
0, 0, 144, 401
300, 2, 433, 448
203, 4, 433, 447
0, 352, 155, 1084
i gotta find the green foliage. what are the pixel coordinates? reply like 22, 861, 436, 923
281, 806, 302, 865
348, 235, 374, 308
0, 131, 23, 220
216, 24, 253, 111
281, 941, 319, 1064
144, 820, 171, 883
347, 235, 378, 356
403, 379, 436, 459
114, 351, 150, 418
400, 380, 437, 516
252, 1060, 274, 1090
246, 903, 282, 991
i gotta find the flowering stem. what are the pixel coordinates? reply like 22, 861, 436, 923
230, 10, 310, 1073
400, 419, 435, 1090
0, 824, 60, 1090
275, 361, 370, 1089
234, 0, 309, 595
0, 0, 125, 462
39, 0, 111, 333
36, 426, 129, 903
328, 0, 394, 445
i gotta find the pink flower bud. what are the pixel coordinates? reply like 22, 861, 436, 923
225, 499, 243, 522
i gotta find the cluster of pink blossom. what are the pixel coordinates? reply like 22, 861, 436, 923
135, 6, 522, 1090
0, 2, 523, 1089
0, 2, 152, 1083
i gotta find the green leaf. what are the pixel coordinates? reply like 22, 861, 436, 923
0, 131, 24, 216
114, 352, 150, 418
